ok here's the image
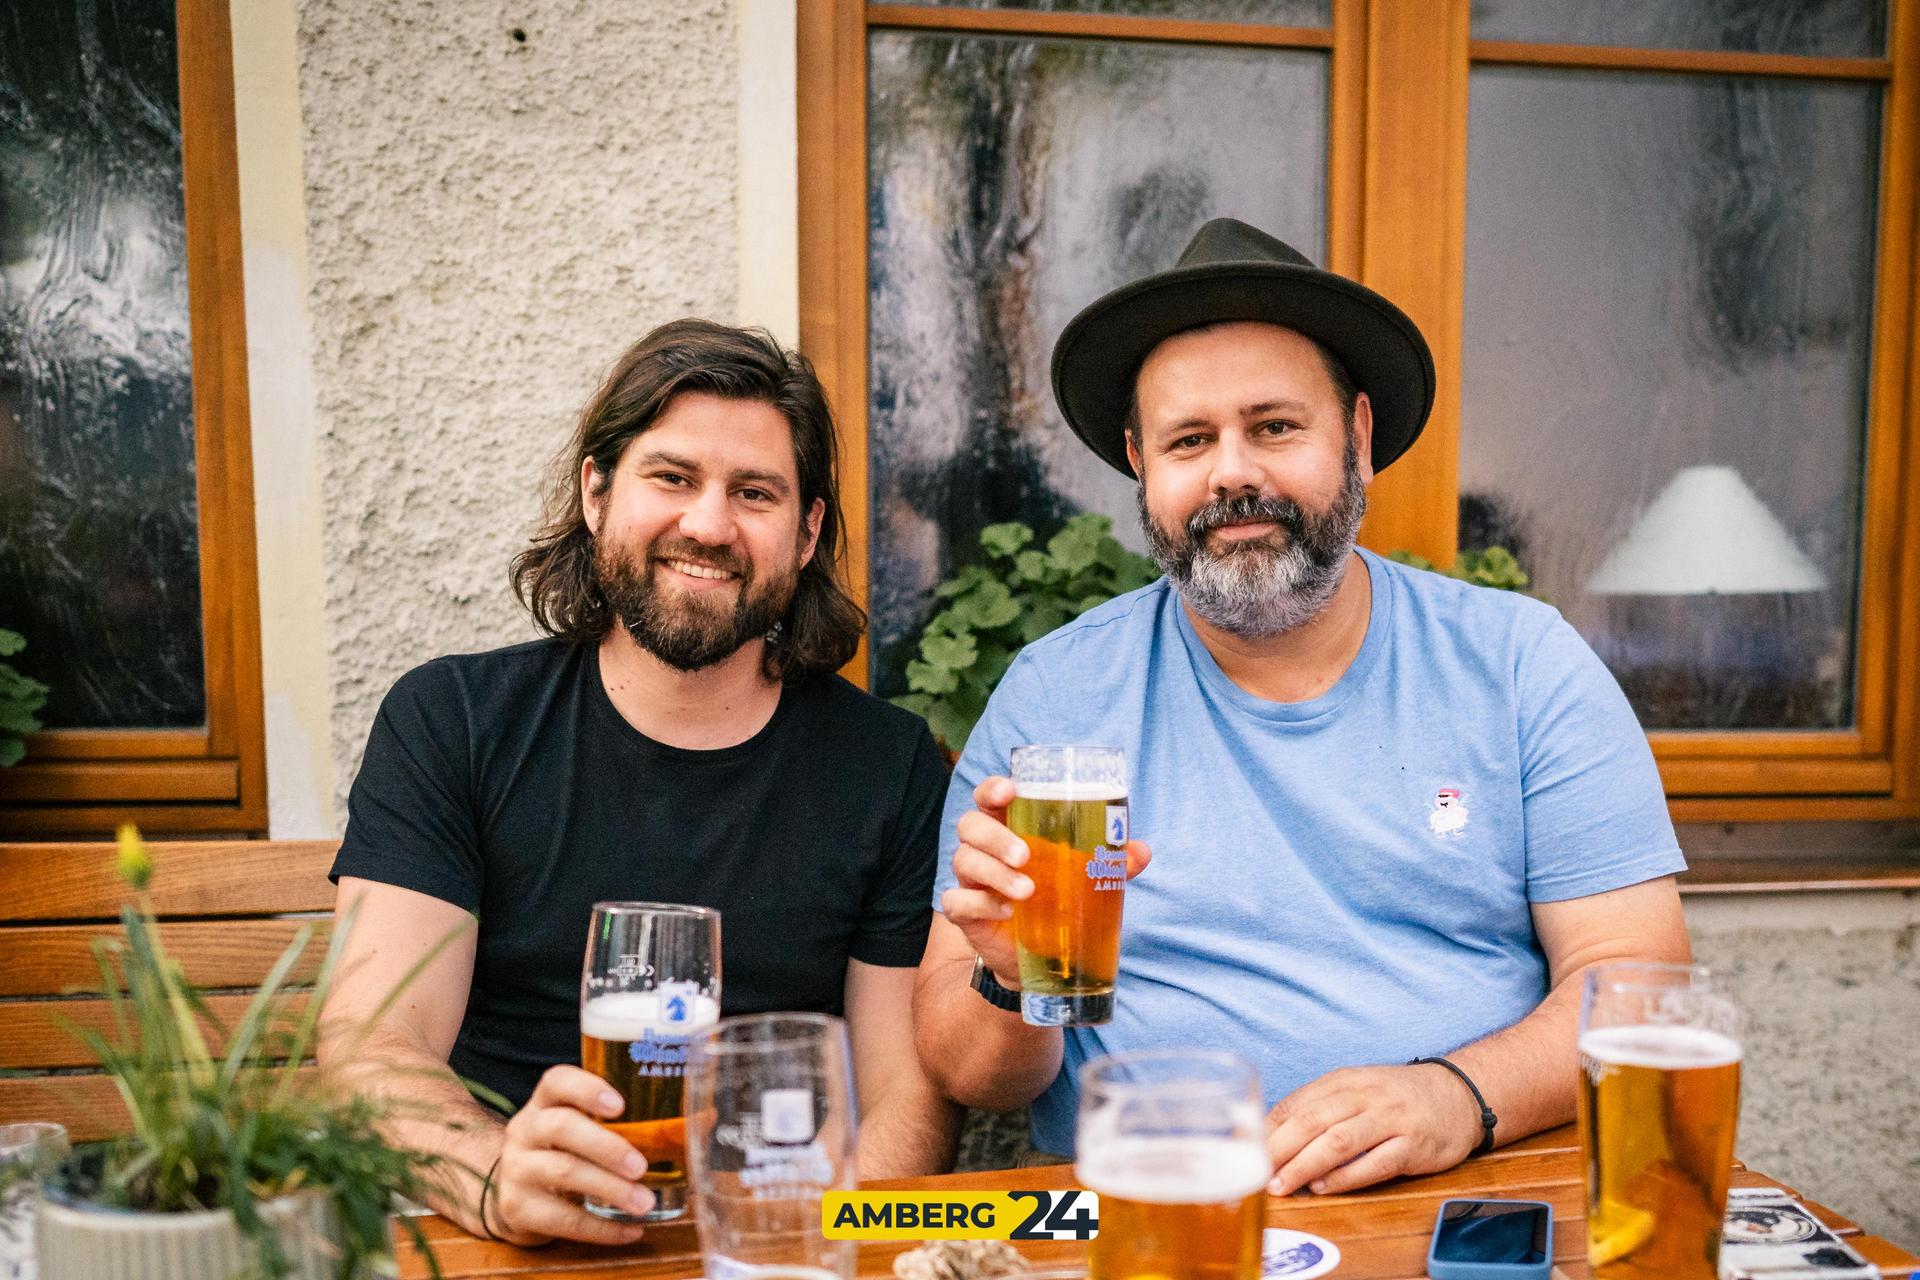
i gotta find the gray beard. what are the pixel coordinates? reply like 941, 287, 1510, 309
1137, 441, 1367, 639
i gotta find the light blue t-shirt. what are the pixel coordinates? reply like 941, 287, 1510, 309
935, 548, 1685, 1155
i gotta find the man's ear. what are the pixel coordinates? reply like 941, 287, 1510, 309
581, 457, 606, 536
1124, 431, 1145, 480
798, 497, 825, 569
1351, 393, 1376, 486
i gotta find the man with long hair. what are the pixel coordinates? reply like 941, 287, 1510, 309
319, 320, 955, 1246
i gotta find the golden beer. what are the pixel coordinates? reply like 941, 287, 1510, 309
1007, 783, 1127, 1026
1578, 1024, 1742, 1280
581, 991, 720, 1217
1078, 1137, 1267, 1280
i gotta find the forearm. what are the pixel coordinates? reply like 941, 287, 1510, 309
856, 1068, 963, 1179
913, 952, 1063, 1112
320, 1031, 506, 1234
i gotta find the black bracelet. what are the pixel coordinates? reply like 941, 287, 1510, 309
1409, 1056, 1498, 1156
477, 1153, 505, 1241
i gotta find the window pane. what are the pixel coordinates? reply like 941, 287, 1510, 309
1471, 0, 1886, 59
893, 0, 1330, 26
1460, 67, 1880, 730
868, 30, 1328, 690
0, 0, 205, 730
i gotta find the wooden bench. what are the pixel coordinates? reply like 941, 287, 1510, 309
0, 839, 340, 1142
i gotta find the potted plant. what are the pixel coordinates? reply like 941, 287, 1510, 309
1385, 545, 1533, 595
33, 827, 452, 1280
890, 513, 1158, 754
0, 627, 48, 768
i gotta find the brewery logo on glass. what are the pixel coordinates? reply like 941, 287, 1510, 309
601, 953, 654, 987
760, 1087, 816, 1144
1086, 845, 1127, 890
1105, 803, 1128, 847
658, 980, 698, 1025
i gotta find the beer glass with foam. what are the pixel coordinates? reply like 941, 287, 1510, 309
1076, 1049, 1270, 1280
580, 901, 722, 1223
1006, 744, 1129, 1026
1578, 963, 1742, 1280
686, 1013, 858, 1280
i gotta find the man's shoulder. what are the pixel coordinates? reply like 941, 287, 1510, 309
1016, 578, 1174, 670
1371, 552, 1562, 644
383, 637, 578, 716
787, 672, 938, 750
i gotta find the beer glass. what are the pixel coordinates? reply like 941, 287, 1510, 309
686, 1013, 858, 1280
579, 901, 721, 1223
1007, 744, 1129, 1026
1578, 963, 1743, 1280
1075, 1049, 1270, 1280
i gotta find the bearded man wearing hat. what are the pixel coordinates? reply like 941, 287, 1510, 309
912, 220, 1693, 1191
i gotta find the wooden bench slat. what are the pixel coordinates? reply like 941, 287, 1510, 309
0, 992, 315, 1069
0, 920, 331, 998
0, 1066, 321, 1144
0, 841, 340, 921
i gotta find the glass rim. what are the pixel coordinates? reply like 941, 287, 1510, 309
0, 1121, 67, 1155
589, 900, 720, 920
1585, 961, 1720, 992
1077, 1047, 1259, 1095
691, 1011, 845, 1055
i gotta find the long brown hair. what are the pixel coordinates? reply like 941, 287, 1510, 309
510, 319, 865, 681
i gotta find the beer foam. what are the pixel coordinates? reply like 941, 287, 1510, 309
1579, 1024, 1742, 1069
1012, 782, 1128, 802
1075, 1137, 1270, 1204
581, 991, 720, 1040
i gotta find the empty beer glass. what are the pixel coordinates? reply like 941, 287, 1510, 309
686, 1013, 857, 1280
1578, 963, 1743, 1280
1007, 744, 1129, 1026
579, 901, 721, 1222
1076, 1049, 1270, 1280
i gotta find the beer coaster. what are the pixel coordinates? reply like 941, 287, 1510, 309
1262, 1227, 1341, 1278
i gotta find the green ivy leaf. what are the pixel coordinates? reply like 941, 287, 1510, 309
0, 703, 42, 734
980, 522, 1034, 559
0, 738, 22, 768
890, 693, 935, 718
920, 631, 978, 672
1013, 550, 1053, 583
1073, 593, 1111, 615
1019, 600, 1072, 643
1048, 521, 1103, 574
925, 699, 976, 755
0, 628, 24, 658
934, 565, 991, 599
906, 660, 959, 696
959, 579, 1021, 629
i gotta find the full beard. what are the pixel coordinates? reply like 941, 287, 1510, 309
1138, 438, 1367, 639
595, 535, 799, 672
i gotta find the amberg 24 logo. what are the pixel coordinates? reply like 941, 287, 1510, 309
822, 1190, 1099, 1241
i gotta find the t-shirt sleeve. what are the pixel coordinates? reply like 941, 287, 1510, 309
1516, 614, 1686, 903
932, 649, 1053, 907
848, 720, 948, 967
329, 661, 485, 915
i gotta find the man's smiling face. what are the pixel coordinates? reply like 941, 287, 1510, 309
584, 390, 822, 671
1127, 321, 1375, 638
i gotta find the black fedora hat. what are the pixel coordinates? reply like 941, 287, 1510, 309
1050, 218, 1435, 477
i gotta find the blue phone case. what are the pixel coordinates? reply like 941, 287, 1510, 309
1425, 1197, 1554, 1280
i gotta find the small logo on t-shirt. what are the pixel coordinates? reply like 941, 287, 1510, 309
1427, 787, 1469, 838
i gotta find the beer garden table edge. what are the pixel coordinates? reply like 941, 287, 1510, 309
392, 1125, 1919, 1280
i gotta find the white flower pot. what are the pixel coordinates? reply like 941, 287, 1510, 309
36, 1191, 356, 1280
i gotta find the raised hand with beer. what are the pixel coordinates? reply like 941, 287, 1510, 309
580, 901, 722, 1223
943, 747, 1150, 1027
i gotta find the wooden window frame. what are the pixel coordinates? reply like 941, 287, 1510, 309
799, 0, 1920, 822
0, 0, 266, 836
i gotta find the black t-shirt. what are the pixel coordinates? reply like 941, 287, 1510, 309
330, 639, 946, 1111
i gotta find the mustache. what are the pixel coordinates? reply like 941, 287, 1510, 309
646, 538, 750, 578
1184, 493, 1307, 545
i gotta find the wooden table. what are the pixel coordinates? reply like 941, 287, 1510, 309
396, 1126, 1919, 1279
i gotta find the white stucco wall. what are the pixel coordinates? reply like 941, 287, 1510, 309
293, 0, 742, 813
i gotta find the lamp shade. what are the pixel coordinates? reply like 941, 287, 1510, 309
1585, 465, 1827, 596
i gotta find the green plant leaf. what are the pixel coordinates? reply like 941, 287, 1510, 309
906, 659, 959, 695
925, 698, 976, 754
0, 628, 23, 657
979, 522, 1034, 558
1047, 516, 1105, 573
0, 702, 42, 733
933, 565, 990, 598
920, 631, 978, 672
958, 578, 1021, 629
1012, 550, 1053, 583
0, 738, 22, 767
1018, 600, 1072, 643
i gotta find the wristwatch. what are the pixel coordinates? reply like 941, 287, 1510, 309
969, 956, 1025, 1013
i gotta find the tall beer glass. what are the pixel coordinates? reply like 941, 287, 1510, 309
1007, 744, 1128, 1026
686, 1013, 858, 1280
1076, 1049, 1270, 1280
1578, 963, 1742, 1280
580, 901, 721, 1223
